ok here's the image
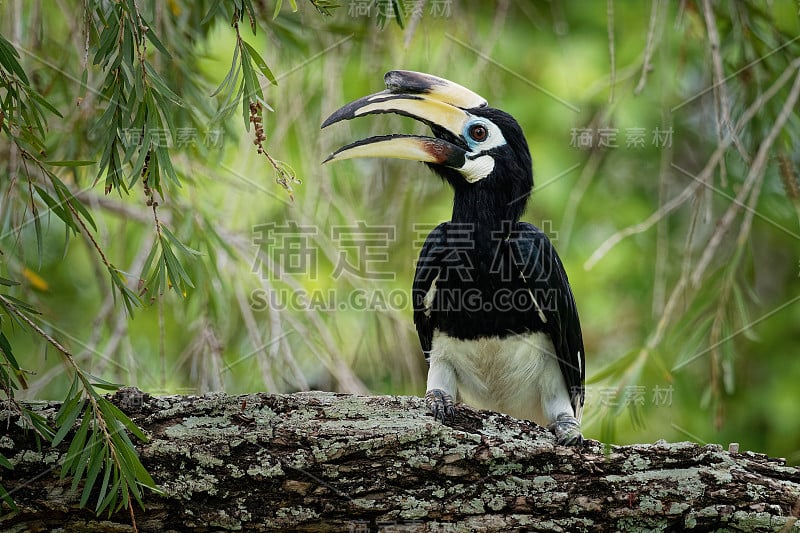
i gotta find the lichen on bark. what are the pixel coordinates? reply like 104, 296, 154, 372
1, 391, 799, 532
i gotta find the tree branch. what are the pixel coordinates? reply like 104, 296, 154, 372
2, 391, 799, 532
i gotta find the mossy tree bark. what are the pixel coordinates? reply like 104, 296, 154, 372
1, 390, 799, 532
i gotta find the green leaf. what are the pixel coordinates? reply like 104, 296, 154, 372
21, 409, 56, 440
27, 87, 63, 118
242, 40, 277, 85
93, 11, 121, 66
51, 181, 97, 231
140, 238, 161, 284
0, 480, 17, 510
376, 0, 405, 29
32, 185, 72, 231
0, 276, 20, 286
32, 186, 44, 264
46, 172, 98, 232
151, 91, 178, 141
392, 0, 405, 29
90, 382, 122, 392
80, 442, 107, 507
0, 453, 12, 469
200, 0, 223, 25
85, 372, 122, 391
144, 24, 171, 58
159, 236, 195, 291
155, 146, 180, 187
112, 444, 141, 504
239, 46, 256, 107
0, 294, 40, 315
54, 394, 83, 443
129, 143, 150, 182
106, 266, 141, 315
144, 62, 183, 105
0, 33, 29, 82
144, 249, 166, 295
122, 0, 139, 23
98, 479, 121, 516
97, 397, 148, 443
111, 430, 158, 507
95, 455, 113, 514
61, 406, 92, 476
0, 332, 19, 369
71, 428, 98, 493
114, 430, 152, 486
241, 0, 258, 33
210, 43, 240, 98
161, 225, 201, 256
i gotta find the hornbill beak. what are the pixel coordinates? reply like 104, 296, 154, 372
321, 70, 487, 168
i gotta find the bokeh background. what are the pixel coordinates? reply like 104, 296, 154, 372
2, 1, 799, 462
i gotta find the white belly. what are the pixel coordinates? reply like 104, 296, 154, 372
428, 331, 571, 425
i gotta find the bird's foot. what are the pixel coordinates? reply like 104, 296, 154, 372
548, 413, 583, 446
425, 388, 455, 424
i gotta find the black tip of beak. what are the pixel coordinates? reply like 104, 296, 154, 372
320, 91, 393, 129
320, 112, 342, 130
384, 70, 441, 95
321, 72, 437, 129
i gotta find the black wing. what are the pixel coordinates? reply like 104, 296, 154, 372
412, 223, 448, 359
508, 222, 585, 416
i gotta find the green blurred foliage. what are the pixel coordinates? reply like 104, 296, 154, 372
2, 0, 799, 464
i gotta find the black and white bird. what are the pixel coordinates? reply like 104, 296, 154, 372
322, 71, 585, 445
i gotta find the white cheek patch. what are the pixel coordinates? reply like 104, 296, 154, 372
461, 153, 495, 183
476, 121, 508, 151
457, 119, 506, 183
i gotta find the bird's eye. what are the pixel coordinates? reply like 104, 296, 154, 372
468, 124, 488, 142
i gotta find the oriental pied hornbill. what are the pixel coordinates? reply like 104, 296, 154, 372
321, 71, 585, 445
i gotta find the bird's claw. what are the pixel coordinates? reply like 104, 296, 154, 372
548, 413, 583, 446
425, 388, 455, 424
